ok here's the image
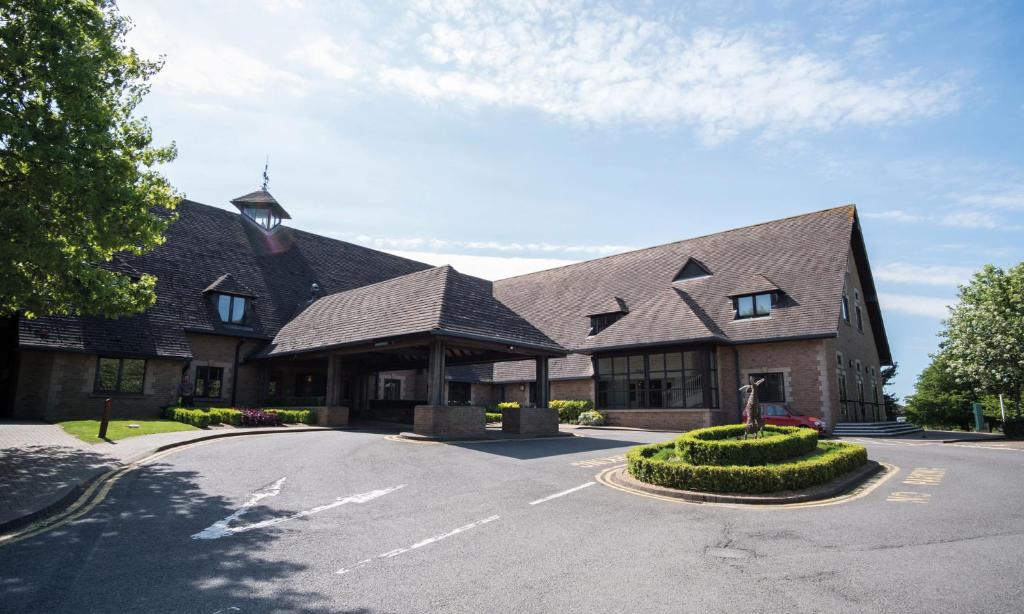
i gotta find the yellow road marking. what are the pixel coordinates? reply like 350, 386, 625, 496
903, 467, 946, 486
572, 454, 625, 467
886, 491, 930, 504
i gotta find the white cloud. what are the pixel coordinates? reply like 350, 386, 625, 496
878, 292, 952, 319
874, 263, 975, 286
291, 36, 360, 81
156, 44, 309, 98
863, 208, 1018, 230
385, 250, 576, 280
939, 210, 1002, 229
955, 188, 1024, 210
862, 209, 923, 223
352, 1, 959, 143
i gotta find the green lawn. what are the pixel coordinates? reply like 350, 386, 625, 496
58, 419, 199, 443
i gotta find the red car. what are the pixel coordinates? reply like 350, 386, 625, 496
742, 403, 828, 434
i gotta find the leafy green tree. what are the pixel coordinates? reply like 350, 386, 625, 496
904, 353, 973, 430
0, 0, 177, 319
880, 362, 901, 419
941, 264, 1024, 416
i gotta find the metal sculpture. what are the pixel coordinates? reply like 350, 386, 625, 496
740, 377, 766, 438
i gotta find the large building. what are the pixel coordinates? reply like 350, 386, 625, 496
1, 190, 891, 434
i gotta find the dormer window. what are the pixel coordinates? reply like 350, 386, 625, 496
216, 293, 248, 324
230, 189, 291, 232
673, 258, 712, 282
589, 312, 625, 336
734, 292, 774, 319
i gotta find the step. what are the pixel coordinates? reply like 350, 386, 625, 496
833, 422, 923, 437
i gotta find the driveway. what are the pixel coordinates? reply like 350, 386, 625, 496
0, 428, 1021, 613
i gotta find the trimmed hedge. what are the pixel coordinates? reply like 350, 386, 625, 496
675, 425, 818, 466
550, 399, 593, 423
265, 409, 316, 425
485, 412, 502, 423
627, 440, 868, 494
577, 410, 607, 426
208, 408, 242, 426
168, 408, 211, 429
496, 402, 520, 410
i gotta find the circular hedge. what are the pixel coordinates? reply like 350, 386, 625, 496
627, 440, 868, 494
675, 424, 819, 466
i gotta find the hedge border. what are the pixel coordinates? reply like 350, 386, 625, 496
628, 440, 868, 494
675, 424, 819, 466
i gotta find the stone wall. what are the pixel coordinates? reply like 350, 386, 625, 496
833, 246, 885, 422
185, 333, 263, 408
603, 409, 717, 431
13, 350, 183, 421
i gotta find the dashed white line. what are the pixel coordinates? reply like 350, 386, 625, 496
529, 482, 596, 506
336, 515, 501, 575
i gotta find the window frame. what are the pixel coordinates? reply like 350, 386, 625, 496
382, 378, 401, 401
733, 292, 774, 319
841, 294, 850, 323
216, 293, 249, 325
748, 372, 785, 403
93, 357, 147, 395
193, 365, 224, 399
594, 347, 719, 410
588, 311, 625, 336
855, 304, 863, 332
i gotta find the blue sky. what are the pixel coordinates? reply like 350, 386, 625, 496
120, 0, 1024, 400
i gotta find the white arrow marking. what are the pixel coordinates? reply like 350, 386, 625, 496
192, 481, 405, 540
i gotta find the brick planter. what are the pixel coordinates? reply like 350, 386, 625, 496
502, 406, 559, 436
316, 405, 349, 427
413, 405, 486, 440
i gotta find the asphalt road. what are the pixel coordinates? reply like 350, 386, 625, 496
1, 427, 1022, 613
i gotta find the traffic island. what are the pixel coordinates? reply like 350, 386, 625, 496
619, 424, 874, 504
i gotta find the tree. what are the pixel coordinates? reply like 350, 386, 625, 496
0, 0, 177, 319
941, 264, 1024, 416
904, 352, 974, 430
880, 362, 901, 419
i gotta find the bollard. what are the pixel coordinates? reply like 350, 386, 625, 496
972, 402, 985, 433
98, 398, 113, 440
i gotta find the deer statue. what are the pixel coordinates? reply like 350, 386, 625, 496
740, 378, 766, 439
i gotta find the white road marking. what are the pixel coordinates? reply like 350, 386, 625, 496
336, 515, 500, 575
887, 491, 931, 504
529, 482, 596, 505
192, 482, 406, 540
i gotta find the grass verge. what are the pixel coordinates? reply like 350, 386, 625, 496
58, 419, 199, 444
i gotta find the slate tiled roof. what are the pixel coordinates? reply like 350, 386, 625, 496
231, 189, 291, 219
203, 273, 257, 297
485, 205, 881, 382
18, 200, 431, 358
262, 265, 563, 357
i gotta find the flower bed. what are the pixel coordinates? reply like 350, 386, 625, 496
165, 407, 316, 428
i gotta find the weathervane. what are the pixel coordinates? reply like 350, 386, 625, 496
261, 156, 270, 192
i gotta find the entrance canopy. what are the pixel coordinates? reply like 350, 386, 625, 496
256, 265, 565, 408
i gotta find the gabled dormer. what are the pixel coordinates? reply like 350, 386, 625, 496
586, 297, 629, 336
231, 189, 291, 231
673, 257, 712, 282
203, 274, 257, 326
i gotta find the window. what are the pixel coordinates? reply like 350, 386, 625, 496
596, 350, 718, 409
734, 293, 773, 319
449, 382, 471, 405
855, 305, 863, 332
673, 258, 711, 282
837, 370, 848, 402
841, 294, 850, 323
216, 293, 248, 324
94, 357, 146, 394
243, 207, 281, 230
194, 366, 223, 398
748, 372, 785, 403
383, 378, 401, 400
589, 312, 624, 336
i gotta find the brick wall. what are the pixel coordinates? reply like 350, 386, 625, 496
728, 338, 832, 426
550, 379, 594, 402
185, 333, 263, 408
833, 245, 884, 422
13, 349, 183, 421
604, 409, 716, 431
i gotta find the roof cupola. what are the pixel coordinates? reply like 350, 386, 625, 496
231, 189, 291, 231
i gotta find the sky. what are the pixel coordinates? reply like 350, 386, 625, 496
118, 0, 1024, 401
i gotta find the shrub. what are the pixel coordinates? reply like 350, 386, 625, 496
576, 410, 606, 426
627, 440, 867, 494
549, 399, 594, 423
496, 402, 521, 410
1003, 417, 1024, 438
485, 412, 502, 423
168, 408, 211, 429
207, 408, 242, 426
265, 409, 316, 425
239, 408, 282, 427
675, 425, 818, 466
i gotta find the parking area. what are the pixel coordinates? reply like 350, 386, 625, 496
1, 428, 1022, 613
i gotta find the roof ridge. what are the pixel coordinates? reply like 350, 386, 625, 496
495, 203, 857, 283
315, 264, 451, 303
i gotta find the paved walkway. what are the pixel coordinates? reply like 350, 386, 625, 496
0, 421, 330, 531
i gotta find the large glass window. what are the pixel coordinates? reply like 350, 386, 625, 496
449, 382, 472, 405
216, 294, 248, 324
94, 357, 146, 394
596, 349, 718, 409
194, 366, 223, 398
